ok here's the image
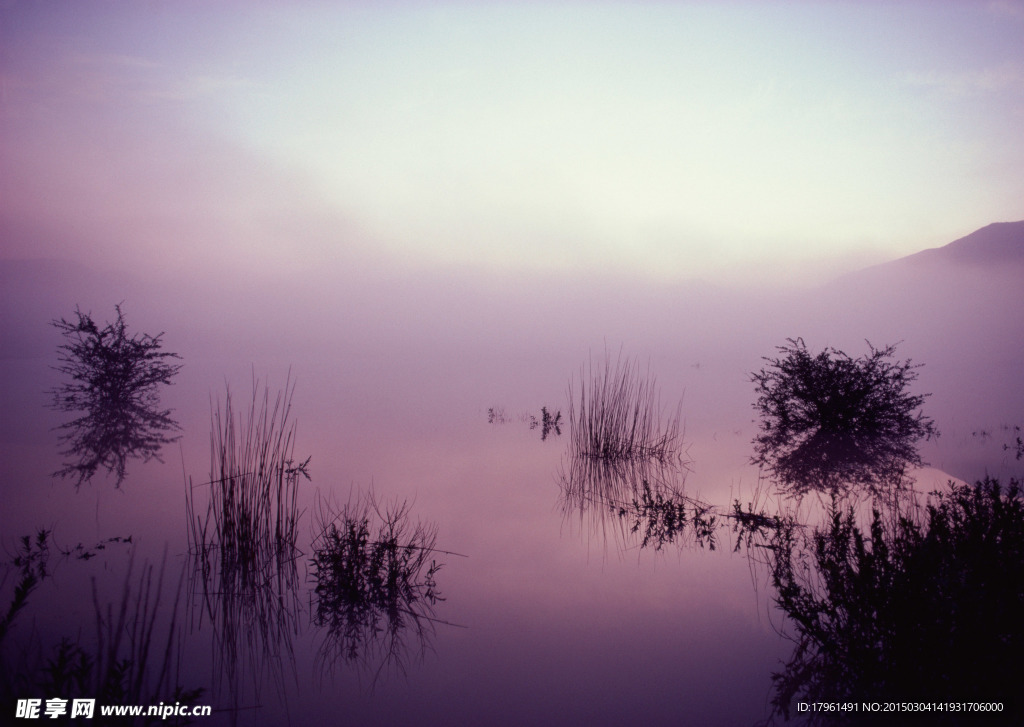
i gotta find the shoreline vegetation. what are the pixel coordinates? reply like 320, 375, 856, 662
0, 536, 203, 723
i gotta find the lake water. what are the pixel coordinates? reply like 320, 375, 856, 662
2, 259, 1022, 725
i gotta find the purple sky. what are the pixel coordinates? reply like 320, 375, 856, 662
2, 2, 1024, 285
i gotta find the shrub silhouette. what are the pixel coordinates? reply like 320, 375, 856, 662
768, 478, 1024, 724
751, 338, 936, 497
309, 490, 450, 684
49, 305, 182, 488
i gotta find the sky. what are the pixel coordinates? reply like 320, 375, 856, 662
2, 1, 1024, 286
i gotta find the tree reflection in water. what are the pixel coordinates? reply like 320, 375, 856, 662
48, 305, 182, 488
555, 342, 1024, 723
750, 339, 937, 499
760, 478, 1024, 725
309, 489, 461, 685
743, 340, 1021, 724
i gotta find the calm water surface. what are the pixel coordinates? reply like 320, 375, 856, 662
3, 262, 1022, 726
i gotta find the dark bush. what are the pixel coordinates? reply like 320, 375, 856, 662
49, 305, 182, 488
769, 477, 1024, 724
751, 338, 936, 497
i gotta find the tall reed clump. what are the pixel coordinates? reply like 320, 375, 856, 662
568, 352, 683, 463
187, 375, 310, 581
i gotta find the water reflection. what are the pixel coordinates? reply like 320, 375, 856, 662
743, 342, 1023, 721
185, 377, 308, 720
48, 305, 183, 488
309, 490, 458, 685
762, 478, 1024, 725
558, 455, 715, 552
488, 405, 563, 440
529, 407, 562, 440
1, 539, 202, 722
187, 545, 300, 723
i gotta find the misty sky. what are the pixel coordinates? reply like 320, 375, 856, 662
2, 1, 1023, 285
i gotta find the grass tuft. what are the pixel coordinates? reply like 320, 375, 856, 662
568, 351, 683, 463
309, 488, 458, 685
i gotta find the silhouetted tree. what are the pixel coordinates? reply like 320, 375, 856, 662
49, 305, 182, 488
751, 339, 936, 497
768, 478, 1024, 724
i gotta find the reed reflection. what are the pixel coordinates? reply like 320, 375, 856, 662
560, 351, 707, 552
186, 548, 300, 724
558, 455, 717, 552
185, 376, 308, 720
309, 489, 461, 686
1, 535, 202, 721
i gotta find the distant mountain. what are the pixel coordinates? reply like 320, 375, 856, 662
898, 220, 1024, 267
829, 221, 1024, 294
852, 221, 1024, 279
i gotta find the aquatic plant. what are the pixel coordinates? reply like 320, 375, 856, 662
187, 375, 309, 580
1003, 423, 1023, 460
529, 406, 562, 440
617, 480, 719, 551
568, 352, 683, 463
488, 405, 561, 440
751, 338, 937, 497
49, 305, 183, 488
309, 490, 456, 684
1, 548, 202, 725
0, 531, 51, 646
183, 376, 308, 721
766, 478, 1024, 724
486, 407, 507, 424
2, 530, 133, 646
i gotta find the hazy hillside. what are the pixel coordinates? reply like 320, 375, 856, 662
896, 220, 1024, 267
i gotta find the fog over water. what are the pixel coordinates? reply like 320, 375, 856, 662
2, 221, 1022, 725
